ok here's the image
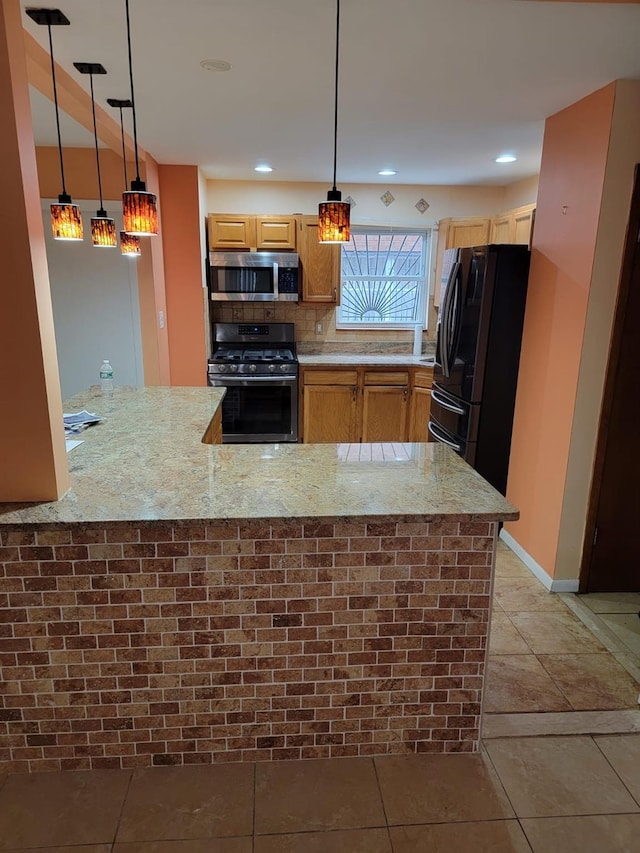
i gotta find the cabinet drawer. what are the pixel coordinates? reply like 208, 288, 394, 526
303, 370, 358, 386
364, 371, 409, 386
412, 368, 433, 389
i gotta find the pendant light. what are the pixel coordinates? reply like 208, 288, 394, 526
74, 62, 117, 247
121, 0, 158, 236
318, 0, 350, 244
108, 98, 141, 258
26, 8, 83, 241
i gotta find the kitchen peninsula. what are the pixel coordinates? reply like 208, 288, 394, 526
0, 387, 516, 772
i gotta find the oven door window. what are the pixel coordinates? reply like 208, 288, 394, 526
213, 266, 273, 295
221, 383, 295, 438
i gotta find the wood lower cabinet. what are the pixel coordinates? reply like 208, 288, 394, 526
361, 371, 409, 442
301, 366, 430, 443
301, 370, 358, 443
297, 216, 341, 303
409, 368, 434, 442
207, 214, 297, 250
202, 408, 223, 445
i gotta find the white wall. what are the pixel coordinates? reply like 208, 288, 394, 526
43, 199, 144, 399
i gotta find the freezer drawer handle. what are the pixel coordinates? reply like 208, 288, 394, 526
431, 388, 465, 415
428, 421, 462, 452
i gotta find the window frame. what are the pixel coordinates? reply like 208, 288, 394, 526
336, 225, 433, 331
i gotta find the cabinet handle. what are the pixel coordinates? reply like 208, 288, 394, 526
333, 287, 337, 302
403, 387, 408, 400
352, 386, 357, 401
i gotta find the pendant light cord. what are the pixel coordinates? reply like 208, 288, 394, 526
47, 23, 67, 195
124, 0, 141, 182
88, 73, 104, 209
119, 107, 129, 188
331, 0, 341, 192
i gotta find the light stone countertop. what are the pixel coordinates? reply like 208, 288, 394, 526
298, 353, 435, 367
0, 386, 517, 526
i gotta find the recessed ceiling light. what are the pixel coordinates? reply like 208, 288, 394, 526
496, 154, 517, 163
254, 164, 273, 173
378, 169, 397, 176
200, 59, 231, 72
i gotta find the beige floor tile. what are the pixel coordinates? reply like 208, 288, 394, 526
539, 654, 640, 710
494, 551, 533, 579
489, 612, 532, 655
390, 819, 532, 852
116, 764, 254, 842
579, 592, 640, 614
521, 814, 640, 853
493, 576, 566, 612
254, 828, 392, 853
601, 614, 640, 657
484, 655, 571, 713
509, 611, 606, 655
254, 757, 385, 835
486, 736, 639, 818
114, 841, 252, 853
374, 752, 514, 825
594, 734, 640, 805
0, 769, 130, 849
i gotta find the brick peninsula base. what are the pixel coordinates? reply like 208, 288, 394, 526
0, 516, 496, 772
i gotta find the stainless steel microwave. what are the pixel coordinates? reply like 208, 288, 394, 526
208, 252, 299, 302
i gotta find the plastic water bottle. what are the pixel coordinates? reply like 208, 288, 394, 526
99, 359, 114, 394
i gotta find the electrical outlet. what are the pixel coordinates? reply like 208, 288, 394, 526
316, 322, 323, 334
159, 310, 165, 329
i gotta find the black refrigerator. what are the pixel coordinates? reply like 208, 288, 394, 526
429, 244, 530, 495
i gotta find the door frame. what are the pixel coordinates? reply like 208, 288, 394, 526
578, 163, 640, 591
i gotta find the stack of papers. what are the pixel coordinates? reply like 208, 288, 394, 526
63, 410, 104, 435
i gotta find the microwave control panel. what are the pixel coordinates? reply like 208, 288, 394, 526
278, 268, 299, 294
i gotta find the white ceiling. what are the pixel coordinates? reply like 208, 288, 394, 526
21, 0, 640, 186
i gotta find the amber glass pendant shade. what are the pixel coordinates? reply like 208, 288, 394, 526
91, 211, 117, 247
123, 181, 158, 236
50, 195, 84, 241
318, 190, 350, 243
120, 231, 141, 257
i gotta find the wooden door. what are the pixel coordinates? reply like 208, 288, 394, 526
362, 386, 409, 442
581, 168, 640, 592
302, 384, 358, 442
256, 216, 297, 250
208, 214, 256, 250
297, 216, 341, 303
490, 214, 513, 244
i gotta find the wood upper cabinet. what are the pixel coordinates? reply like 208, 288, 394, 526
297, 216, 341, 303
433, 217, 491, 307
489, 203, 536, 248
301, 366, 431, 444
301, 370, 358, 443
409, 368, 434, 442
208, 214, 297, 250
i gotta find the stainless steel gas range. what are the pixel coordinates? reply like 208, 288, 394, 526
207, 322, 298, 443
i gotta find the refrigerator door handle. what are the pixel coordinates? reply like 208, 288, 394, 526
447, 264, 463, 372
428, 421, 462, 452
431, 388, 466, 415
440, 260, 460, 378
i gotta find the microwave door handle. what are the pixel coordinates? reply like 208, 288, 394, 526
273, 262, 279, 298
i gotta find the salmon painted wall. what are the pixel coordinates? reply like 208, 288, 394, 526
36, 146, 136, 201
505, 83, 616, 576
0, 0, 68, 501
158, 165, 207, 385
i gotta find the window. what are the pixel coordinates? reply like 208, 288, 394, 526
337, 227, 431, 329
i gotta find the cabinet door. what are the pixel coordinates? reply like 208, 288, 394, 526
208, 214, 256, 250
446, 218, 491, 249
409, 386, 432, 442
302, 384, 358, 443
256, 216, 297, 250
490, 214, 513, 244
362, 386, 409, 442
297, 216, 341, 303
513, 206, 535, 246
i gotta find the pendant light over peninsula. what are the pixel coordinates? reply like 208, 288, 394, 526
318, 0, 350, 244
26, 8, 84, 241
121, 0, 158, 236
108, 97, 141, 258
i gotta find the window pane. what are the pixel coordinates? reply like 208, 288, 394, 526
338, 228, 430, 328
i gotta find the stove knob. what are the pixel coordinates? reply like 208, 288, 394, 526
229, 364, 239, 373
218, 364, 226, 373
268, 364, 276, 373
248, 364, 257, 373
279, 364, 289, 373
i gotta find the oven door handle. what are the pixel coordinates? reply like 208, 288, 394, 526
209, 375, 298, 386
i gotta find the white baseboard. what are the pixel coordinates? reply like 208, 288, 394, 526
499, 529, 580, 593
